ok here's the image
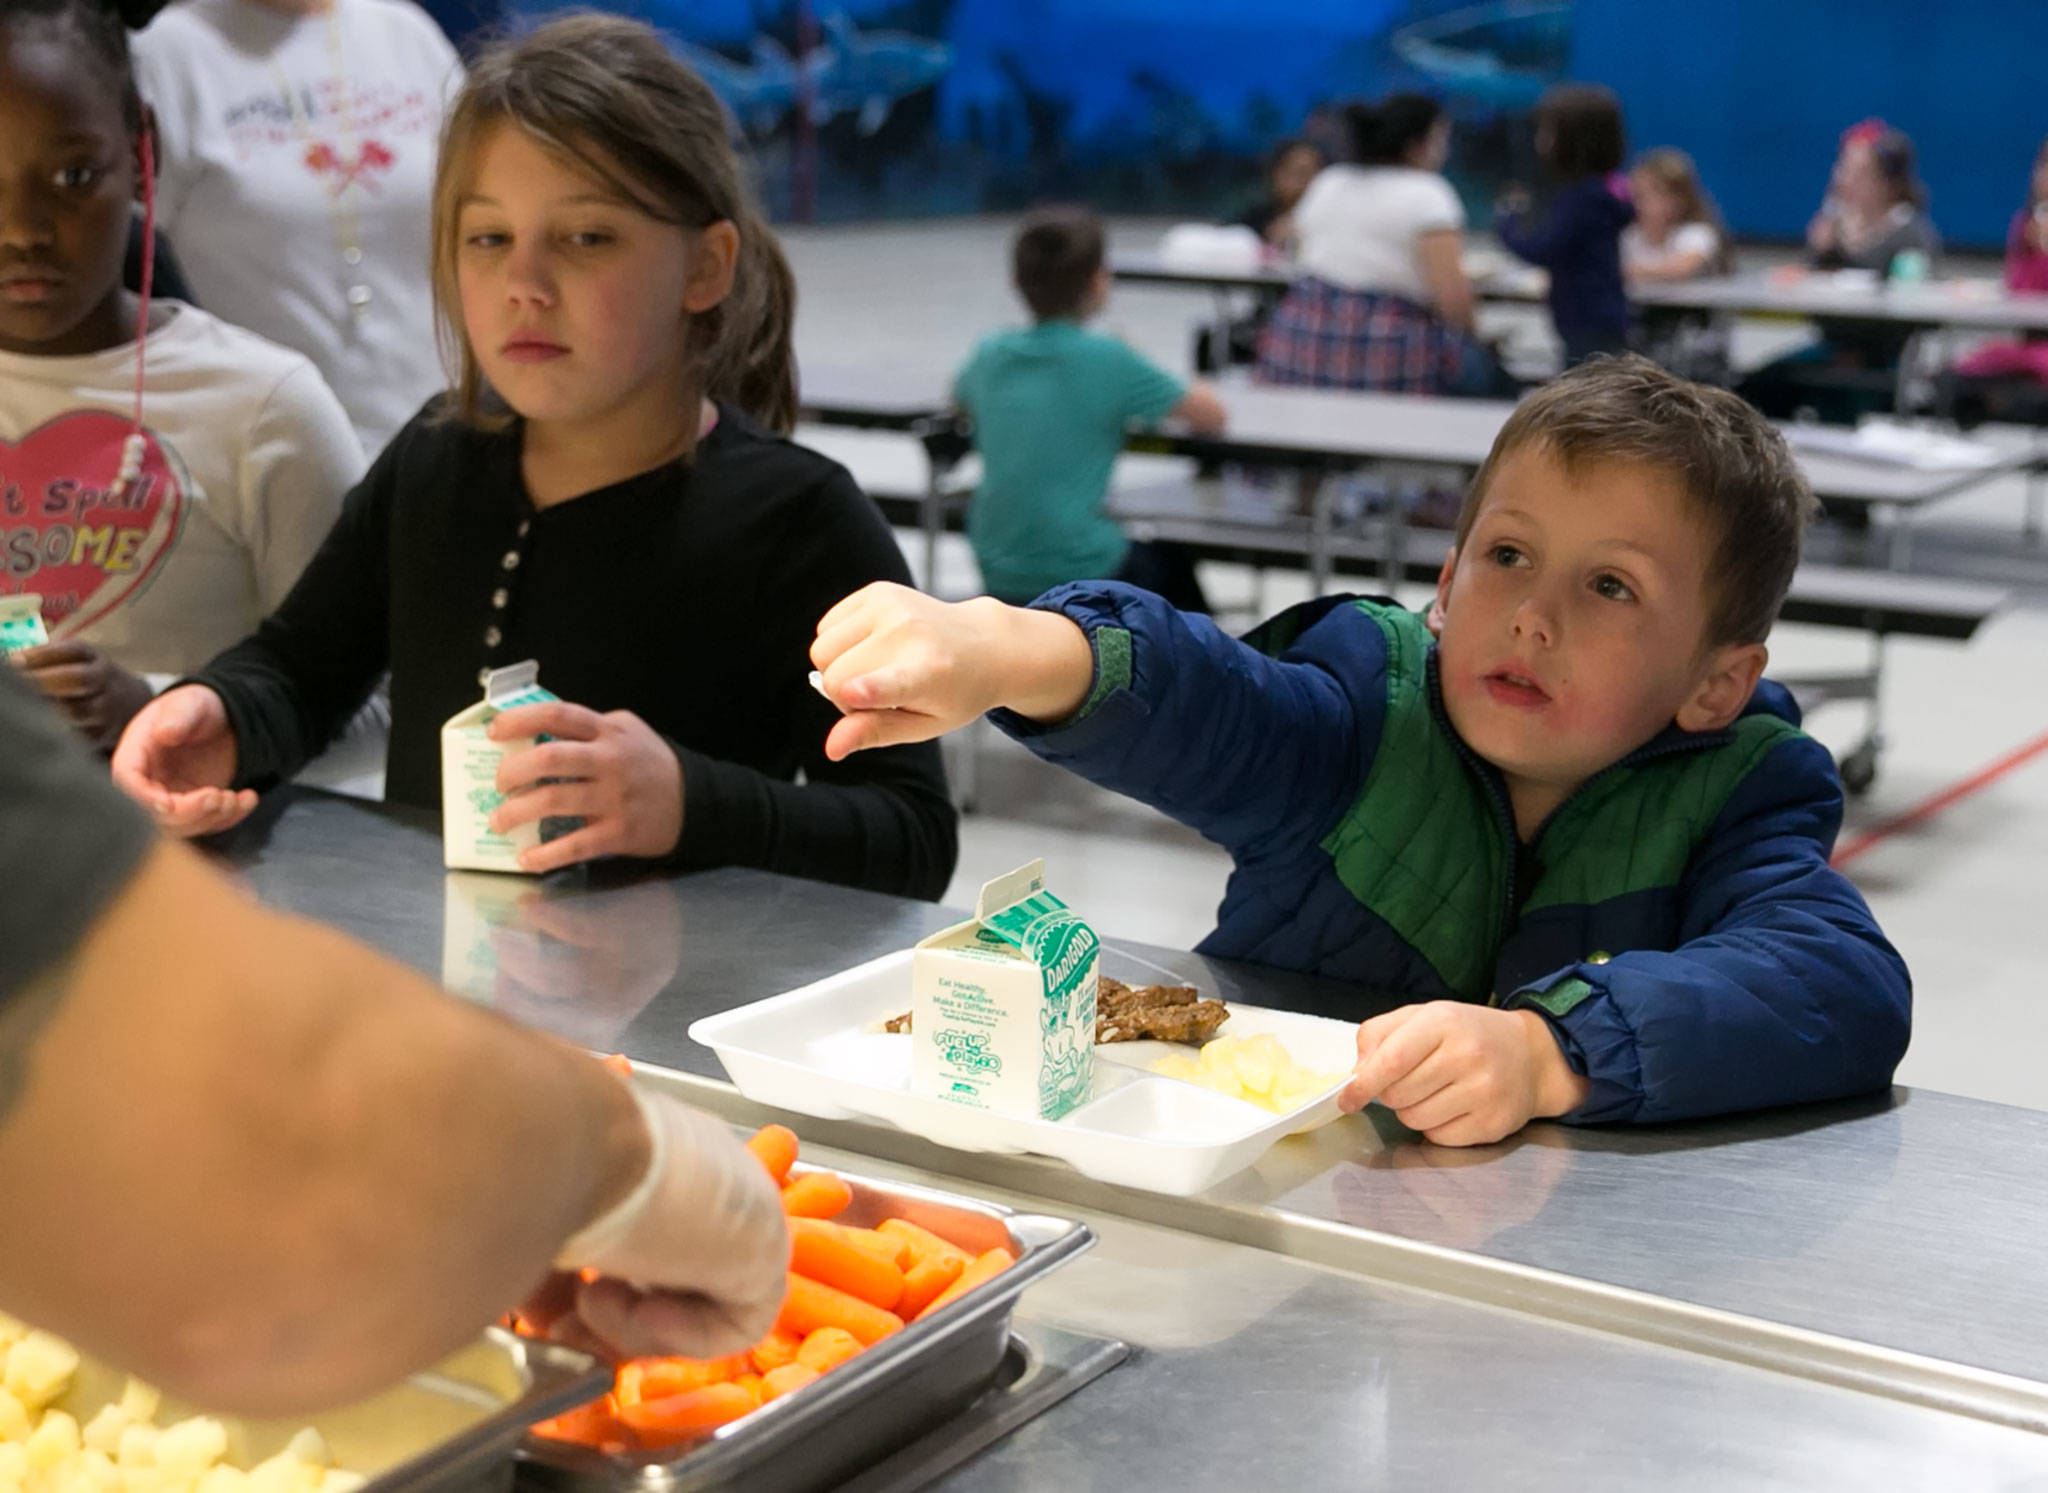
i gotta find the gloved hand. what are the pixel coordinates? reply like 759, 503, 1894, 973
524, 1088, 789, 1360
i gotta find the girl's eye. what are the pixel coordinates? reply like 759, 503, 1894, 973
1487, 542, 1528, 568
1593, 573, 1636, 603
463, 231, 508, 249
53, 166, 102, 191
567, 230, 614, 248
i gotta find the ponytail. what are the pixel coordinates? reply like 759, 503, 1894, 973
697, 204, 798, 435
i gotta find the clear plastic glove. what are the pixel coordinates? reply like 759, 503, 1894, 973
524, 1089, 789, 1361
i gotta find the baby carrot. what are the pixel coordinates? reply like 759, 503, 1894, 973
528, 1397, 619, 1446
913, 1247, 1016, 1321
746, 1125, 800, 1185
875, 1218, 972, 1269
615, 1357, 729, 1407
896, 1253, 965, 1319
830, 1223, 913, 1269
795, 1327, 863, 1375
761, 1363, 821, 1401
776, 1272, 905, 1346
615, 1382, 756, 1446
789, 1218, 905, 1310
732, 1373, 765, 1406
781, 1171, 854, 1220
602, 1053, 633, 1078
747, 1328, 803, 1374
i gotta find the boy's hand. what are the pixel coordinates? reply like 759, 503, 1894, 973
810, 583, 1095, 761
488, 703, 683, 873
16, 640, 156, 752
1338, 1002, 1590, 1147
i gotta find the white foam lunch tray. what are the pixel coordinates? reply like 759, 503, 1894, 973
688, 949, 1357, 1197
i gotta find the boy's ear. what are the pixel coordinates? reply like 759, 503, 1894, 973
1427, 547, 1457, 637
683, 220, 741, 313
1675, 640, 1768, 732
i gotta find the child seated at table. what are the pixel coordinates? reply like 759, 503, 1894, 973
811, 355, 1911, 1146
953, 207, 1226, 612
1623, 148, 1733, 383
1740, 121, 1941, 425
1496, 84, 1635, 368
1941, 136, 2048, 428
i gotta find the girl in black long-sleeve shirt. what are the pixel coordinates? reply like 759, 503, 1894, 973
110, 16, 957, 899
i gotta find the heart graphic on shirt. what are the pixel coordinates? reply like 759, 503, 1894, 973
0, 409, 186, 637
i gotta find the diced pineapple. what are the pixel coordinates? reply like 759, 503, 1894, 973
4, 1336, 80, 1413
1151, 1053, 1199, 1081
0, 1319, 25, 1354
244, 1453, 317, 1493
115, 1425, 158, 1470
0, 1391, 30, 1444
1231, 1043, 1280, 1098
315, 1472, 363, 1493
193, 1466, 248, 1493
118, 1465, 163, 1493
79, 1410, 128, 1461
280, 1432, 327, 1472
113, 1389, 157, 1430
54, 1449, 120, 1493
0, 1444, 29, 1484
151, 1422, 225, 1486
24, 1412, 81, 1476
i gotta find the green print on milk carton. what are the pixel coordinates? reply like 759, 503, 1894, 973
439, 660, 565, 873
910, 860, 1098, 1120
0, 594, 49, 656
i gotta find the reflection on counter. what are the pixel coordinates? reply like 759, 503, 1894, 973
441, 873, 683, 1049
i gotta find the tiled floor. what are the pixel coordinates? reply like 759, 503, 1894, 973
782, 216, 2048, 1114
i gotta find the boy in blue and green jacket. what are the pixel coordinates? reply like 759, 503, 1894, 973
809, 356, 1910, 1146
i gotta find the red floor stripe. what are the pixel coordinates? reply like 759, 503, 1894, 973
1832, 727, 2048, 870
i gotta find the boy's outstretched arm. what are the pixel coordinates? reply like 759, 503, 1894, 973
812, 584, 1096, 758
814, 583, 1376, 861
1502, 734, 1912, 1127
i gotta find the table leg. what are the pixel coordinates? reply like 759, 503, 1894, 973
1304, 470, 1332, 597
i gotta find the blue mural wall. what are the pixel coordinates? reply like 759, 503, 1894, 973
480, 0, 2043, 248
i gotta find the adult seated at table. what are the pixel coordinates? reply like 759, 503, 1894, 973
1256, 94, 1512, 398
1738, 120, 1941, 426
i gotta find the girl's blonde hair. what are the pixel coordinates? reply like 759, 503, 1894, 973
430, 12, 798, 436
1632, 147, 1734, 274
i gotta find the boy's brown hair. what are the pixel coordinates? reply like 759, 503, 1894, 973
1012, 207, 1105, 321
1453, 355, 1817, 647
430, 13, 798, 436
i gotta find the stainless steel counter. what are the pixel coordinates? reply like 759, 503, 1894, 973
217, 791, 2048, 1483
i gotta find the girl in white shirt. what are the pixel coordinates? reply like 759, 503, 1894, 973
1258, 94, 1506, 396
135, 0, 460, 455
1622, 148, 1730, 285
0, 0, 362, 749
1623, 147, 1733, 383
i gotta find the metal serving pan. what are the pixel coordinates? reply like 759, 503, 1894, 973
55, 1329, 608, 1493
516, 1164, 1096, 1493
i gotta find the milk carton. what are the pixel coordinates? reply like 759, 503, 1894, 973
441, 661, 563, 872
0, 594, 48, 655
911, 860, 1098, 1120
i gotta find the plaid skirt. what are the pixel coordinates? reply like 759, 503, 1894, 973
1256, 278, 1472, 394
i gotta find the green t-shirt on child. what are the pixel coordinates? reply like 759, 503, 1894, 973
953, 320, 1187, 603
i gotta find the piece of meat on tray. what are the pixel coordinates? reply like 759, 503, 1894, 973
884, 976, 1229, 1045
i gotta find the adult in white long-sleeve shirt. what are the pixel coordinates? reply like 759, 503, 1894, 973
134, 0, 460, 456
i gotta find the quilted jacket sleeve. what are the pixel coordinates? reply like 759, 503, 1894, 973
1506, 732, 1912, 1125
990, 585, 1388, 864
